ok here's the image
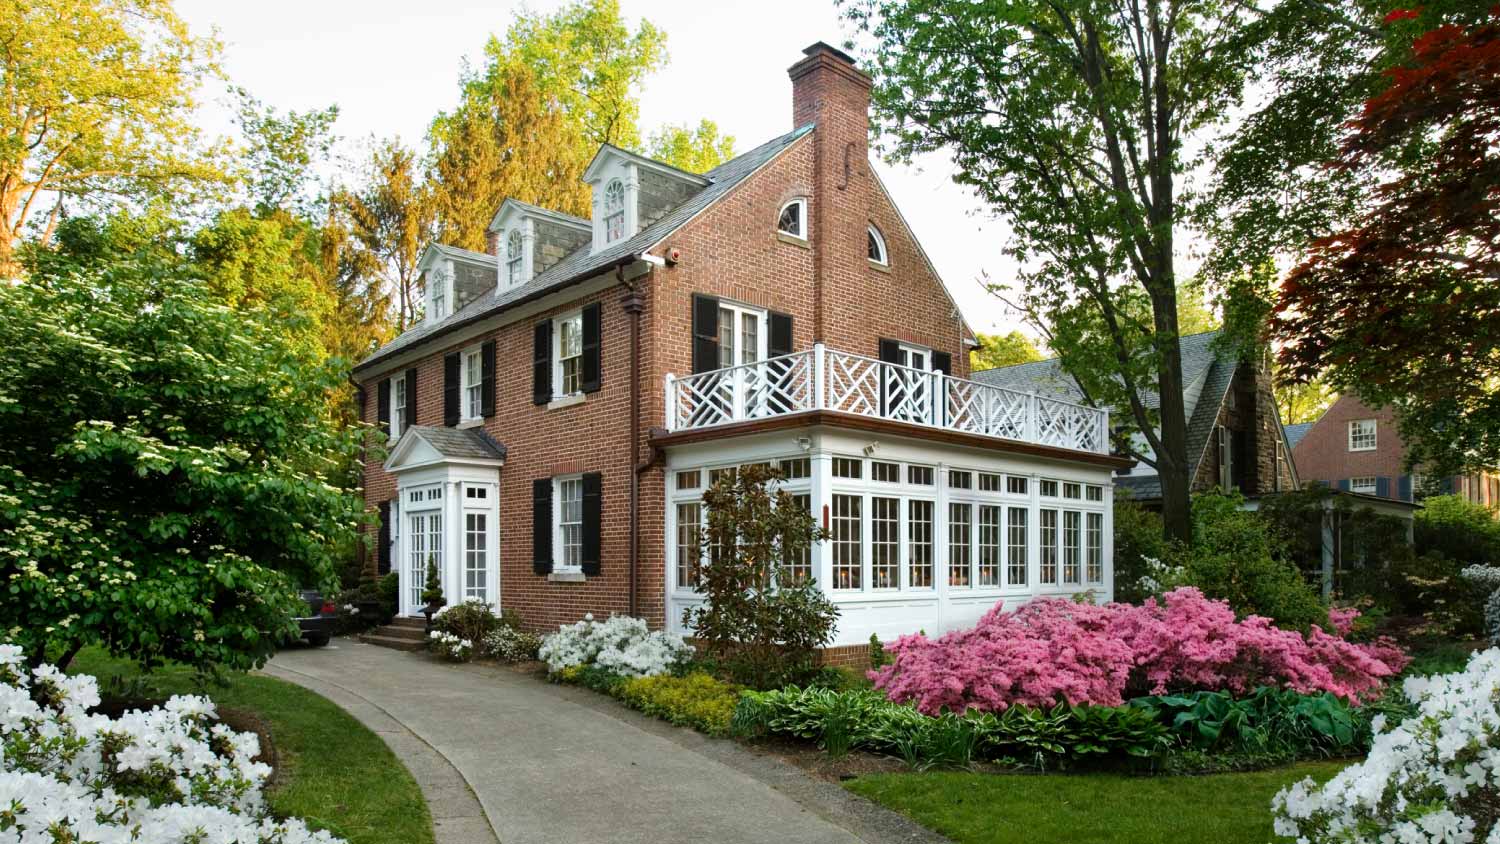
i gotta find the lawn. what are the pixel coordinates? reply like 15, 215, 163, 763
845, 761, 1347, 844
70, 647, 434, 844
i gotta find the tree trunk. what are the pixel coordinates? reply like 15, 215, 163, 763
1151, 288, 1193, 543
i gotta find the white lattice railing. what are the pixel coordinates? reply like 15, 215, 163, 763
665, 344, 1110, 455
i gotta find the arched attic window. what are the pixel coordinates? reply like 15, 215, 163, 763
867, 225, 888, 266
604, 179, 626, 243
777, 198, 807, 239
506, 229, 524, 285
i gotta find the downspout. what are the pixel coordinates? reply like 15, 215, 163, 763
619, 265, 646, 617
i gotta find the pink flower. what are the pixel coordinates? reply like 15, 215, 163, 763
869, 588, 1409, 714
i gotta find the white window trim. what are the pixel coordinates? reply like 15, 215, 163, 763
1350, 476, 1378, 494
554, 474, 584, 573
553, 310, 584, 400
777, 197, 808, 241
867, 224, 888, 266
1348, 419, 1378, 452
390, 376, 407, 442
603, 179, 626, 244
426, 264, 451, 324
505, 229, 525, 287
897, 342, 931, 371
461, 346, 483, 422
715, 300, 769, 368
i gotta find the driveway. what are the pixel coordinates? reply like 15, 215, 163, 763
266, 641, 944, 844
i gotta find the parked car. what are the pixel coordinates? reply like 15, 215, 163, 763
295, 590, 336, 647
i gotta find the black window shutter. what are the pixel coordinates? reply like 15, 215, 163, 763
404, 368, 418, 428
377, 501, 392, 576
443, 353, 461, 426
692, 294, 720, 374
769, 312, 793, 358
533, 321, 552, 405
878, 338, 900, 415
377, 379, 391, 437
480, 340, 496, 417
581, 472, 603, 576
532, 478, 553, 575
932, 351, 952, 375
581, 303, 602, 393
1376, 476, 1391, 499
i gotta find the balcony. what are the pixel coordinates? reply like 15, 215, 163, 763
664, 344, 1110, 455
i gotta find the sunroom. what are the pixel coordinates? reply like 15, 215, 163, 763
656, 344, 1130, 647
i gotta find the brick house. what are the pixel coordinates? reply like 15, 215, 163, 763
975, 330, 1299, 504
1290, 394, 1500, 509
352, 43, 1129, 652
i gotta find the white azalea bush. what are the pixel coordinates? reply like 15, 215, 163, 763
1464, 565, 1500, 644
538, 614, 692, 678
480, 627, 542, 663
0, 644, 342, 843
1273, 648, 1500, 843
427, 631, 473, 663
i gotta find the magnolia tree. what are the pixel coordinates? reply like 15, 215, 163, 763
0, 267, 365, 672
1274, 648, 1500, 842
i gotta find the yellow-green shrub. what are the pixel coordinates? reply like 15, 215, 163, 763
616, 672, 741, 736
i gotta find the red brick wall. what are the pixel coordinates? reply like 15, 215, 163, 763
1291, 396, 1406, 489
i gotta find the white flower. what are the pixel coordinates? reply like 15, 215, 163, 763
538, 614, 691, 677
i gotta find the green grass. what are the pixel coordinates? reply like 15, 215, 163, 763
71, 649, 433, 844
845, 761, 1347, 844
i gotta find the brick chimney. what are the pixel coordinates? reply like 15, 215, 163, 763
788, 42, 873, 344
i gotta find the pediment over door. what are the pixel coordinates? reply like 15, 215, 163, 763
383, 425, 507, 474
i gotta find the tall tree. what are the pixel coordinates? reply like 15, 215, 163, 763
0, 0, 224, 274
1271, 12, 1500, 476
647, 120, 736, 173
970, 330, 1044, 371
845, 0, 1288, 538
1276, 375, 1338, 425
426, 0, 668, 249
233, 89, 340, 214
341, 138, 433, 331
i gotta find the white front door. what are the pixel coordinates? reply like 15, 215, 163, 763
406, 510, 442, 616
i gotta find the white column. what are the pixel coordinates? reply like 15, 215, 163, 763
811, 447, 833, 594
1102, 482, 1115, 603
624, 163, 641, 238
1029, 472, 1042, 600
934, 462, 950, 631
447, 479, 463, 605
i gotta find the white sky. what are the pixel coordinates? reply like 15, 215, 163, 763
175, 0, 1027, 335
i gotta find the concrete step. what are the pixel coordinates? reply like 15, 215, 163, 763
360, 633, 425, 652
386, 617, 426, 629
371, 625, 426, 642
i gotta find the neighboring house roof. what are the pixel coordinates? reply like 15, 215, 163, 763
407, 426, 507, 461
355, 124, 815, 374
973, 330, 1241, 501
1283, 422, 1314, 449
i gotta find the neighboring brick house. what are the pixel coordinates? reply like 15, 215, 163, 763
1290, 394, 1500, 509
975, 330, 1299, 504
351, 43, 1130, 652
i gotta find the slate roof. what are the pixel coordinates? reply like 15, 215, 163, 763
1283, 422, 1314, 449
355, 124, 815, 374
407, 426, 507, 461
973, 330, 1241, 501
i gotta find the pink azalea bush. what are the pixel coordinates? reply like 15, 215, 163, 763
870, 588, 1408, 715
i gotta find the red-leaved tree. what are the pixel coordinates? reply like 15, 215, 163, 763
1271, 11, 1500, 475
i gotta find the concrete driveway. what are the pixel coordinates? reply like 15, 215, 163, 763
266, 641, 945, 844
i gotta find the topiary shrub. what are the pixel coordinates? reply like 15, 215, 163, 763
433, 600, 501, 644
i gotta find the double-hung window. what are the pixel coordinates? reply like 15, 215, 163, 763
1349, 419, 1377, 451
391, 377, 407, 441
506, 230, 524, 286
604, 180, 625, 243
462, 347, 482, 421
1350, 476, 1378, 494
717, 301, 767, 368
555, 312, 583, 397
556, 476, 583, 571
675, 501, 701, 588
1063, 511, 1082, 584
831, 494, 862, 589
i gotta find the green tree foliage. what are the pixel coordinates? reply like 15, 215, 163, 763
427, 0, 668, 249
684, 463, 837, 690
232, 89, 340, 213
646, 120, 735, 174
1276, 372, 1338, 426
843, 0, 1271, 540
969, 330, 1043, 372
0, 0, 225, 274
1415, 495, 1500, 567
0, 263, 365, 672
340, 138, 433, 331
1112, 495, 1169, 604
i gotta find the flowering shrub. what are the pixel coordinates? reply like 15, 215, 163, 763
0, 643, 342, 843
1273, 648, 1500, 843
871, 588, 1407, 715
539, 614, 691, 678
428, 631, 473, 662
1464, 565, 1500, 644
481, 626, 542, 662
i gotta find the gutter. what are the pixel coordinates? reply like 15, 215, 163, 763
620, 265, 647, 617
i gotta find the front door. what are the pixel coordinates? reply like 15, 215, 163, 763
887, 344, 931, 423
406, 510, 442, 616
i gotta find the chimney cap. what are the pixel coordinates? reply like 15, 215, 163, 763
802, 41, 858, 66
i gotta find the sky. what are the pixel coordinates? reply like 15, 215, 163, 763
175, 0, 1029, 337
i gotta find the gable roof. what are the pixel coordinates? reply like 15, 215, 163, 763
487, 198, 590, 235
354, 124, 814, 375
582, 142, 712, 186
973, 330, 1242, 500
1283, 422, 1314, 449
384, 425, 507, 473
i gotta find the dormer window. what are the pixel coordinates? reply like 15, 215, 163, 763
604, 180, 626, 243
778, 198, 807, 240
867, 225, 888, 266
428, 269, 447, 320
506, 230, 524, 286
